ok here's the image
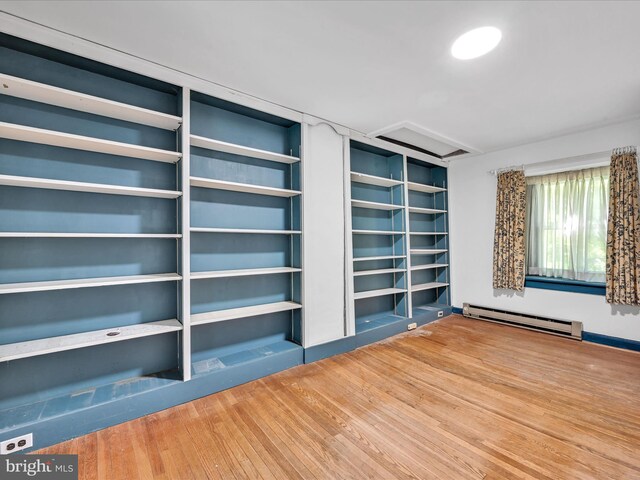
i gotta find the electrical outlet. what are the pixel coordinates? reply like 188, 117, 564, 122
407, 322, 417, 330
1, 433, 33, 454
437, 311, 444, 318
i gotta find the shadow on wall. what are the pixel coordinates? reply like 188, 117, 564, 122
610, 304, 640, 316
492, 289, 525, 299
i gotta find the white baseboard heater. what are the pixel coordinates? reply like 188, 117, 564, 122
462, 303, 582, 340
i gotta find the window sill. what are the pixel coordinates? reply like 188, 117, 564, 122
524, 275, 605, 296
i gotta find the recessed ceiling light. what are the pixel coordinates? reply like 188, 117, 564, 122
451, 26, 502, 60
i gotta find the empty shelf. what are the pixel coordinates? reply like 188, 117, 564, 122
191, 267, 301, 280
0, 74, 182, 131
0, 174, 182, 199
352, 199, 403, 211
353, 268, 406, 277
410, 231, 448, 236
411, 263, 449, 271
412, 282, 449, 292
0, 319, 182, 362
408, 206, 447, 214
352, 229, 404, 235
353, 255, 406, 262
0, 273, 182, 295
0, 122, 181, 163
190, 177, 301, 197
411, 249, 448, 255
407, 182, 446, 193
0, 233, 181, 238
191, 227, 301, 235
191, 301, 302, 326
191, 135, 299, 164
354, 287, 406, 300
350, 172, 403, 187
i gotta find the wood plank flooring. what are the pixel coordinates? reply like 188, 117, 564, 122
38, 315, 640, 479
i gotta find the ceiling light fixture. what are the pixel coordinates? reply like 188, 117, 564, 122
451, 26, 502, 60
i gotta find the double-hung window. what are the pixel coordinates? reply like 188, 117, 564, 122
525, 166, 609, 287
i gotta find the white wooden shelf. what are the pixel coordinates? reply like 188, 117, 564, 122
407, 182, 446, 193
411, 249, 448, 255
0, 273, 182, 295
352, 229, 404, 235
191, 301, 301, 326
354, 268, 406, 277
410, 231, 448, 236
0, 174, 182, 199
350, 172, 403, 187
353, 255, 406, 262
411, 282, 449, 292
0, 73, 182, 131
0, 319, 182, 362
190, 177, 300, 197
0, 122, 181, 163
191, 267, 301, 280
411, 263, 449, 271
354, 287, 406, 300
0, 232, 181, 238
351, 199, 403, 211
408, 206, 447, 215
191, 227, 301, 235
191, 135, 299, 164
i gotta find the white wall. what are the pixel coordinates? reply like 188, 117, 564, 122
449, 118, 640, 341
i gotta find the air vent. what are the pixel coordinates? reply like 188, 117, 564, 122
369, 121, 476, 159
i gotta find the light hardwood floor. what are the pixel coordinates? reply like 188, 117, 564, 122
38, 315, 640, 479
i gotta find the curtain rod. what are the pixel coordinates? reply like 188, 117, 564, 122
487, 146, 637, 176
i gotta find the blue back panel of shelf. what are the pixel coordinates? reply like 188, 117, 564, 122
352, 233, 404, 258
408, 190, 447, 210
412, 268, 447, 284
352, 207, 403, 231
409, 212, 447, 232
407, 159, 447, 188
191, 311, 292, 364
191, 147, 292, 190
413, 289, 448, 306
191, 98, 299, 156
353, 257, 406, 272
355, 296, 397, 321
0, 36, 179, 115
0, 282, 178, 345
0, 238, 177, 283
1, 96, 176, 151
351, 183, 403, 206
191, 233, 291, 271
0, 334, 178, 412
410, 235, 447, 249
191, 274, 294, 315
191, 188, 293, 230
355, 271, 405, 292
350, 143, 403, 181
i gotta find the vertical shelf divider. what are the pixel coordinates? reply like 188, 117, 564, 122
179, 88, 192, 381
402, 154, 413, 318
344, 136, 356, 337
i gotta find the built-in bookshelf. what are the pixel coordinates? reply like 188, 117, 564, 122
0, 32, 185, 423
406, 156, 450, 316
349, 141, 409, 335
188, 91, 303, 371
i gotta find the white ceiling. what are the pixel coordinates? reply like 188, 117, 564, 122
2, 1, 639, 155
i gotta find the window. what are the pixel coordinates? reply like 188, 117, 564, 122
525, 166, 609, 284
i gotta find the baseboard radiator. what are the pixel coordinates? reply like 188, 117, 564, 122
462, 303, 582, 340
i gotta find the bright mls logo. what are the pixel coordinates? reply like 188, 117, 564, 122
1, 455, 78, 479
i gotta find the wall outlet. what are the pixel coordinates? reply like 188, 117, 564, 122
407, 322, 417, 330
0, 433, 33, 454
437, 311, 444, 318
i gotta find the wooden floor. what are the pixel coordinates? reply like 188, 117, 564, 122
38, 315, 640, 479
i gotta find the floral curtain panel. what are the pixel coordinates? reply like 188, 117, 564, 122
493, 170, 526, 290
606, 148, 640, 305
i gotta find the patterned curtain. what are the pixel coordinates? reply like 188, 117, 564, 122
606, 148, 640, 305
493, 170, 527, 290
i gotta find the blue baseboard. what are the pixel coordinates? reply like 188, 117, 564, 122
452, 306, 463, 314
583, 332, 640, 352
1, 344, 303, 453
304, 336, 357, 363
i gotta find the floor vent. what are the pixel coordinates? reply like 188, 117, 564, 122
462, 303, 582, 340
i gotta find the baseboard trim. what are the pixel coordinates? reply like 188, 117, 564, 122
304, 336, 357, 364
452, 306, 463, 314
583, 331, 640, 353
